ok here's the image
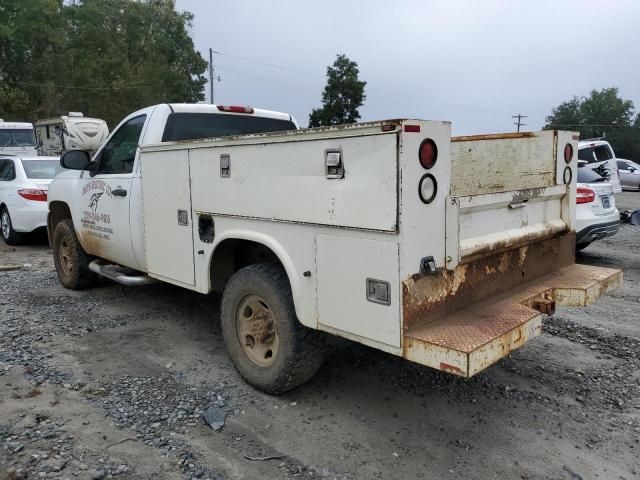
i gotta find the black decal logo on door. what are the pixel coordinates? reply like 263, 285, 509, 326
89, 192, 103, 212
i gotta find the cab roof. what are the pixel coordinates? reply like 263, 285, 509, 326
0, 122, 34, 129
168, 103, 293, 122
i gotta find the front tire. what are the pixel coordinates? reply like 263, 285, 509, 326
220, 263, 324, 394
52, 219, 98, 289
1, 207, 24, 245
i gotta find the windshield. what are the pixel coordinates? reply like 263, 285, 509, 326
21, 159, 65, 179
162, 113, 297, 142
577, 166, 606, 183
0, 128, 37, 147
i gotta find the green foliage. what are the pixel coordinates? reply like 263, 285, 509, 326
0, 0, 206, 127
544, 87, 640, 160
309, 54, 366, 127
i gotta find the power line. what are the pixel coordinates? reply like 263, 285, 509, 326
215, 65, 318, 96
547, 124, 636, 128
512, 113, 527, 132
212, 49, 512, 116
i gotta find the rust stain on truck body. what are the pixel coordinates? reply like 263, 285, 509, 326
402, 234, 576, 332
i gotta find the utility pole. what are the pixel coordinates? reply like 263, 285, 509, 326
512, 113, 527, 132
209, 48, 214, 104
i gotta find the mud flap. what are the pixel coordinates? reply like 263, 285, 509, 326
403, 264, 622, 378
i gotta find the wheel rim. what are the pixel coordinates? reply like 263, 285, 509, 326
58, 238, 74, 277
1, 211, 10, 239
236, 294, 280, 367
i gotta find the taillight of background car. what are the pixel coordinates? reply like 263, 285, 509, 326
18, 189, 47, 201
576, 187, 595, 204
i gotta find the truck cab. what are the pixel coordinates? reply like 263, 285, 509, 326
48, 103, 299, 270
0, 120, 38, 156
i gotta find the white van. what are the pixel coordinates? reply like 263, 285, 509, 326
35, 113, 109, 156
0, 120, 38, 156
577, 139, 622, 193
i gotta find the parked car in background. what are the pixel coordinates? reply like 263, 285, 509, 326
35, 113, 109, 156
0, 155, 63, 244
0, 120, 38, 156
578, 139, 622, 194
575, 166, 619, 251
616, 158, 640, 191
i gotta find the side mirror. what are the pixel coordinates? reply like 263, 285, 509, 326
61, 150, 91, 170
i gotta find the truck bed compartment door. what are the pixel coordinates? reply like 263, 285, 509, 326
141, 149, 195, 285
316, 235, 400, 349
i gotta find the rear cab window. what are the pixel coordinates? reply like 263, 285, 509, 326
161, 113, 296, 142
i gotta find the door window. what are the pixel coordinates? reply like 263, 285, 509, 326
0, 160, 16, 181
97, 115, 146, 174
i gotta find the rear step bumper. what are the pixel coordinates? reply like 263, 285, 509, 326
403, 264, 622, 378
89, 260, 157, 287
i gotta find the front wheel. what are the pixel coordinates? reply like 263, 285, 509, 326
52, 219, 98, 289
1, 207, 24, 245
220, 263, 324, 394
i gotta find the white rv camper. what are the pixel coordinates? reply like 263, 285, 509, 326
35, 113, 108, 156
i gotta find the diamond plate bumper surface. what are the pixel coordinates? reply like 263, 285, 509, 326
403, 264, 623, 377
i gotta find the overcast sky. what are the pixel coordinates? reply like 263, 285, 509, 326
175, 0, 640, 134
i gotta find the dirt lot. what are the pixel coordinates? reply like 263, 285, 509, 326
1, 194, 639, 480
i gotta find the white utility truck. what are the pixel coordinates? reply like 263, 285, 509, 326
47, 103, 622, 394
35, 112, 109, 156
0, 120, 38, 156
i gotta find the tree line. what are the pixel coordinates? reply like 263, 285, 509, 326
544, 87, 640, 160
0, 0, 207, 127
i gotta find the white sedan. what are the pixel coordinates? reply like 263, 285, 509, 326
0, 155, 63, 245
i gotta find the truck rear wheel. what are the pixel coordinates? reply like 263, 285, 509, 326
52, 219, 98, 289
221, 263, 324, 394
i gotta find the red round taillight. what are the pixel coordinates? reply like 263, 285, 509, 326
564, 143, 573, 163
419, 139, 437, 169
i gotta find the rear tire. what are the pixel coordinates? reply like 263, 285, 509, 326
220, 263, 324, 394
1, 206, 25, 245
52, 219, 98, 289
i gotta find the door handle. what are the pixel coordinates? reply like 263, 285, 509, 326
112, 187, 127, 197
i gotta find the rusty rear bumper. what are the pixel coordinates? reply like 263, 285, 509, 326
402, 263, 622, 378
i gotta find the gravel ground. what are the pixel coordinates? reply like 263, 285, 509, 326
1, 192, 639, 480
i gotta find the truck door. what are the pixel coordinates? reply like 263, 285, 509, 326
74, 115, 146, 270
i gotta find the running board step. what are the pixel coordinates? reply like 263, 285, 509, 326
403, 264, 622, 378
89, 260, 157, 287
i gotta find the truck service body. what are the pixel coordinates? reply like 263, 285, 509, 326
47, 103, 622, 393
